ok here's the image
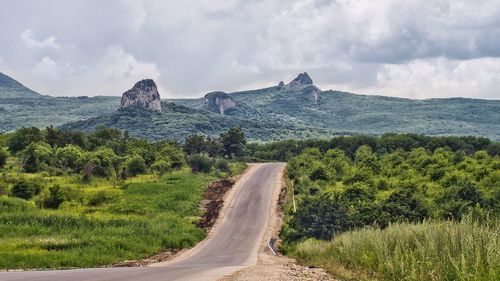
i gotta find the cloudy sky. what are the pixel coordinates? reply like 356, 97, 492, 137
1, 0, 499, 99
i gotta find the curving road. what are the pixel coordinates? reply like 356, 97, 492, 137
1, 163, 285, 281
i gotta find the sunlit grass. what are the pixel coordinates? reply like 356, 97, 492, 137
0, 170, 216, 269
289, 218, 500, 281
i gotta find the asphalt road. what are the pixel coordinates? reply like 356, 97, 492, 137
0, 163, 285, 281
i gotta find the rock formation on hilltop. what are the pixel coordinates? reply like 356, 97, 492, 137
119, 79, 161, 112
285, 72, 320, 103
288, 72, 313, 87
204, 92, 237, 115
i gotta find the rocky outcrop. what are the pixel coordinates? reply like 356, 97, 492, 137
278, 81, 285, 87
288, 72, 313, 87
119, 79, 161, 112
204, 92, 237, 115
302, 85, 320, 104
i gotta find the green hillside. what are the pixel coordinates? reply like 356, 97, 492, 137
2, 72, 499, 141
0, 72, 41, 98
172, 82, 500, 141
61, 103, 334, 141
0, 73, 119, 132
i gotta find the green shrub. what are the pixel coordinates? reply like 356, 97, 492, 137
214, 159, 231, 175
10, 178, 43, 200
187, 155, 213, 173
126, 155, 146, 177
151, 159, 171, 177
41, 185, 81, 209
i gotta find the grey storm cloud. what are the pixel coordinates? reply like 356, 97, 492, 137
0, 0, 499, 100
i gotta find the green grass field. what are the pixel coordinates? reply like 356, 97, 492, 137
289, 218, 500, 281
0, 170, 216, 269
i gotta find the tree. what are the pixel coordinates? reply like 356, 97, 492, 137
156, 143, 185, 169
55, 144, 84, 170
219, 128, 246, 159
20, 142, 53, 172
206, 136, 222, 158
126, 155, 146, 176
8, 127, 44, 153
184, 134, 207, 155
45, 125, 64, 148
91, 147, 121, 177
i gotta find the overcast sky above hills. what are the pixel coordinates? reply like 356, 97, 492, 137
1, 0, 499, 99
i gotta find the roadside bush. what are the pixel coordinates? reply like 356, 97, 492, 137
126, 155, 146, 176
11, 178, 43, 200
214, 159, 231, 175
187, 155, 213, 173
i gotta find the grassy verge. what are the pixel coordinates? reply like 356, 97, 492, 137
287, 218, 500, 281
0, 170, 216, 269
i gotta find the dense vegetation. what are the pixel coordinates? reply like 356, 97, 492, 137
277, 134, 499, 280
0, 126, 246, 269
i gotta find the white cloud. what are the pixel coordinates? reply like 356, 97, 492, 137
1, 0, 499, 99
368, 57, 500, 99
34, 57, 59, 79
19, 29, 60, 50
98, 46, 160, 82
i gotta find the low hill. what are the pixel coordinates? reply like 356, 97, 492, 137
0, 73, 119, 132
61, 103, 334, 141
0, 72, 41, 98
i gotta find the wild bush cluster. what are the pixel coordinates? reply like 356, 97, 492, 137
6, 126, 185, 178
183, 127, 246, 176
0, 126, 186, 208
282, 142, 499, 242
247, 133, 499, 161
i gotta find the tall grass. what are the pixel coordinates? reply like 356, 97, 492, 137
0, 171, 215, 269
290, 218, 500, 281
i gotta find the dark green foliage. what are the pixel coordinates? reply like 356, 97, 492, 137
126, 155, 146, 176
0, 148, 7, 168
8, 127, 44, 153
184, 134, 207, 155
20, 142, 53, 172
220, 127, 246, 158
11, 179, 43, 200
383, 189, 429, 222
187, 155, 213, 173
248, 133, 496, 162
42, 185, 66, 209
214, 159, 231, 175
283, 139, 499, 242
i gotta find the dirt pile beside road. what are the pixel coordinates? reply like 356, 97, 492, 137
197, 179, 235, 229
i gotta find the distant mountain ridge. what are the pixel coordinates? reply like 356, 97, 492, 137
0, 72, 41, 98
1, 72, 499, 141
0, 73, 119, 132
